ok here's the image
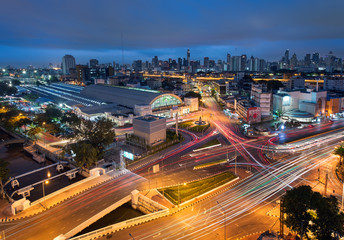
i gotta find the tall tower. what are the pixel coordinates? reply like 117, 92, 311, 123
187, 49, 190, 66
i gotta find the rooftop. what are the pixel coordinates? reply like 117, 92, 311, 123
135, 115, 165, 122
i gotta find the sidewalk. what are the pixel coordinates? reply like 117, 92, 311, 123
0, 169, 128, 221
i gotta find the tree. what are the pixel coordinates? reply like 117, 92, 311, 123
61, 112, 81, 127
11, 79, 21, 86
282, 185, 344, 239
70, 142, 98, 169
310, 195, 344, 239
28, 126, 42, 142
0, 159, 9, 199
334, 144, 344, 165
24, 93, 40, 102
71, 117, 115, 159
0, 82, 17, 96
184, 91, 202, 102
44, 105, 62, 120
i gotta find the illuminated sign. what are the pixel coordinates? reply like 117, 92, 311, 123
123, 151, 134, 160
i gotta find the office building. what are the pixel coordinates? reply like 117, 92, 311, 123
62, 55, 76, 75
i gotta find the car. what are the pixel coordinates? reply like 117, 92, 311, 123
308, 125, 314, 128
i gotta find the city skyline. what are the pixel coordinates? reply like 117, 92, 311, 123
2, 0, 344, 66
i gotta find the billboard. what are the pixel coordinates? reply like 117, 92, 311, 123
123, 151, 134, 160
247, 107, 261, 124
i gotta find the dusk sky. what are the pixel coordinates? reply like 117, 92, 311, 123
1, 0, 344, 67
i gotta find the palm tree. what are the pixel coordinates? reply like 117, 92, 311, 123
0, 159, 9, 199
334, 144, 344, 165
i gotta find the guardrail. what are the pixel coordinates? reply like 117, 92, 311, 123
30, 175, 98, 208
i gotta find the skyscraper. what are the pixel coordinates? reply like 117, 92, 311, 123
89, 59, 99, 68
187, 49, 190, 66
204, 57, 209, 68
312, 52, 320, 65
152, 56, 158, 68
284, 49, 290, 63
227, 53, 231, 64
62, 55, 76, 75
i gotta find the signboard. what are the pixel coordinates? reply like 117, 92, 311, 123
247, 107, 261, 124
123, 151, 134, 160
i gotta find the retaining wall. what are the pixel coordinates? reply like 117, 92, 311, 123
66, 208, 170, 240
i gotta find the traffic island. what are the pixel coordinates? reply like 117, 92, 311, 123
158, 171, 237, 206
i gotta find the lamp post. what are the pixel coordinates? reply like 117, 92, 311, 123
42, 180, 49, 200
216, 201, 226, 240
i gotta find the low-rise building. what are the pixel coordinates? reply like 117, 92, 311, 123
250, 84, 271, 117
235, 99, 262, 124
133, 115, 166, 146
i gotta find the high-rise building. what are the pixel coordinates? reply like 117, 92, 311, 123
187, 49, 190, 66
284, 49, 290, 63
312, 52, 320, 65
227, 53, 231, 64
177, 58, 182, 70
76, 65, 90, 84
290, 53, 298, 70
152, 56, 158, 68
133, 60, 142, 72
240, 55, 247, 71
89, 59, 99, 68
62, 55, 76, 75
204, 57, 209, 68
304, 54, 311, 66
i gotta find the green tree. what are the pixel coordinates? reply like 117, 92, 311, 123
0, 159, 9, 199
0, 82, 17, 96
70, 142, 98, 169
61, 112, 81, 127
310, 195, 344, 239
72, 117, 115, 159
44, 105, 62, 120
282, 185, 344, 239
184, 91, 202, 102
11, 79, 21, 86
28, 126, 42, 142
334, 144, 344, 165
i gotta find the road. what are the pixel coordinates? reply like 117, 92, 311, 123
0, 172, 145, 240
2, 95, 344, 239
99, 139, 340, 239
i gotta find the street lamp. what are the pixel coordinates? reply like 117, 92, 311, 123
216, 201, 227, 240
42, 180, 49, 200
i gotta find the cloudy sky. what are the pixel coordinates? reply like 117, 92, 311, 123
1, 0, 344, 67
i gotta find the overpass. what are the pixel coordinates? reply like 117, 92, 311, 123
0, 138, 25, 147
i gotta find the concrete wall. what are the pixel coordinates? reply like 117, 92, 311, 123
131, 190, 167, 214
